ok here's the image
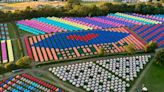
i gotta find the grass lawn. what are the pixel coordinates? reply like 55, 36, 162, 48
138, 62, 164, 92
8, 22, 18, 39
9, 22, 33, 37
12, 39, 24, 60
18, 30, 33, 37
8, 22, 24, 61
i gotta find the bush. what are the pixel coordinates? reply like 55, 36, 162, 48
4, 63, 18, 71
65, 0, 81, 10
98, 48, 105, 56
154, 48, 164, 66
67, 0, 81, 5
144, 41, 158, 53
16, 56, 32, 68
125, 44, 136, 55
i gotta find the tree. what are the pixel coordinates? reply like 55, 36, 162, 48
87, 5, 102, 16
154, 48, 164, 66
98, 3, 110, 15
135, 3, 143, 13
69, 5, 91, 17
64, 3, 73, 10
67, 0, 81, 5
4, 63, 18, 71
98, 48, 105, 56
144, 41, 158, 53
16, 56, 32, 68
65, 0, 81, 10
125, 44, 136, 55
0, 2, 164, 22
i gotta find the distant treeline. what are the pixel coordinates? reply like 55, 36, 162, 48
0, 2, 164, 22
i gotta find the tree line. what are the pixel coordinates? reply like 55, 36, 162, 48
0, 1, 164, 22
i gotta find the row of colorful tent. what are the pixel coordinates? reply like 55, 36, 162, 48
0, 40, 14, 63
0, 73, 64, 92
17, 13, 164, 35
24, 27, 145, 62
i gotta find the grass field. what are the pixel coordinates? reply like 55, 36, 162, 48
138, 62, 164, 92
8, 22, 24, 61
18, 29, 33, 37
8, 22, 18, 39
